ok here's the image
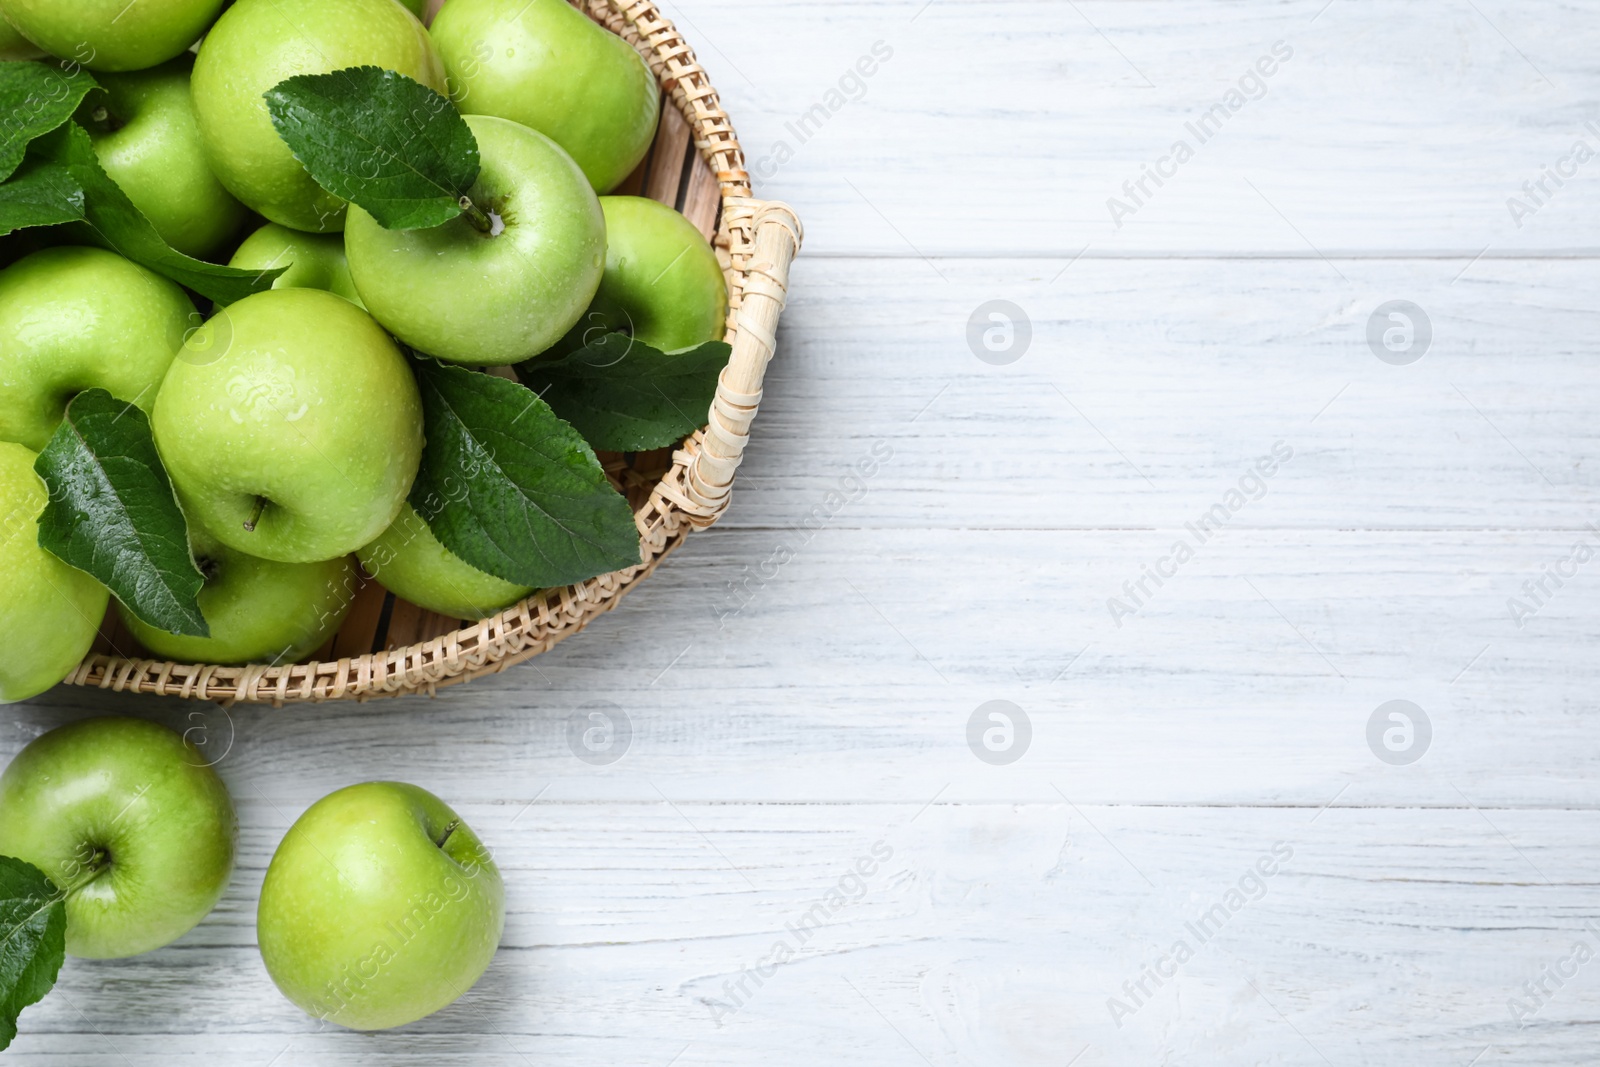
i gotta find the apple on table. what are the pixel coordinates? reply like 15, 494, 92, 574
258, 781, 504, 1030
0, 717, 236, 957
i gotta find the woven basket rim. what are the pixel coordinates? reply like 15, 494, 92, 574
64, 0, 802, 705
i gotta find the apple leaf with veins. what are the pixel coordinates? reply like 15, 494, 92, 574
0, 159, 85, 236
0, 60, 98, 182
30, 122, 283, 304
265, 66, 480, 230
34, 389, 209, 638
410, 358, 642, 588
0, 855, 66, 1052
516, 333, 733, 451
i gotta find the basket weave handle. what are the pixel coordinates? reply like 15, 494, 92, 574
684, 199, 803, 521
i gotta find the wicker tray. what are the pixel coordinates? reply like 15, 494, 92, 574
63, 0, 801, 704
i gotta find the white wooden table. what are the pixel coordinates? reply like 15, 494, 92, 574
11, 1, 1600, 1062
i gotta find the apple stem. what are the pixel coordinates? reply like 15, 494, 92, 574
58, 850, 110, 898
243, 496, 267, 533
457, 196, 493, 234
435, 820, 460, 849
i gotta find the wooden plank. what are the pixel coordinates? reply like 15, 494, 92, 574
87, 606, 137, 659
681, 0, 1600, 255
327, 576, 387, 660
24, 523, 1600, 807
681, 147, 721, 239
705, 256, 1600, 531
645, 96, 693, 207
7, 803, 1600, 1063
611, 152, 650, 197
608, 86, 661, 198
381, 598, 461, 650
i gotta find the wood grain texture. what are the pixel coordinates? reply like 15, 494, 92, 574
716, 256, 1600, 530
8, 0, 1600, 1062
23, 522, 1600, 807
645, 98, 694, 207
4, 799, 1599, 1064
660, 0, 1600, 256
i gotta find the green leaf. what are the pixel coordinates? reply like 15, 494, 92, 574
0, 160, 84, 237
33, 123, 282, 305
34, 388, 208, 638
516, 333, 732, 451
265, 66, 479, 230
0, 856, 66, 1051
410, 359, 642, 587
0, 61, 98, 182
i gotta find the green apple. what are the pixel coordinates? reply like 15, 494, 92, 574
359, 503, 532, 620
228, 222, 364, 307
0, 0, 225, 71
192, 0, 445, 232
431, 0, 658, 193
75, 58, 245, 259
344, 114, 604, 365
565, 196, 726, 354
0, 442, 108, 704
0, 246, 193, 451
120, 532, 357, 665
151, 287, 423, 564
0, 225, 57, 270
0, 17, 42, 60
258, 781, 504, 1030
0, 716, 236, 957
396, 0, 430, 19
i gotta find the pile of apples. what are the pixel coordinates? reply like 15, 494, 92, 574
0, 0, 735, 1043
0, 0, 731, 705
